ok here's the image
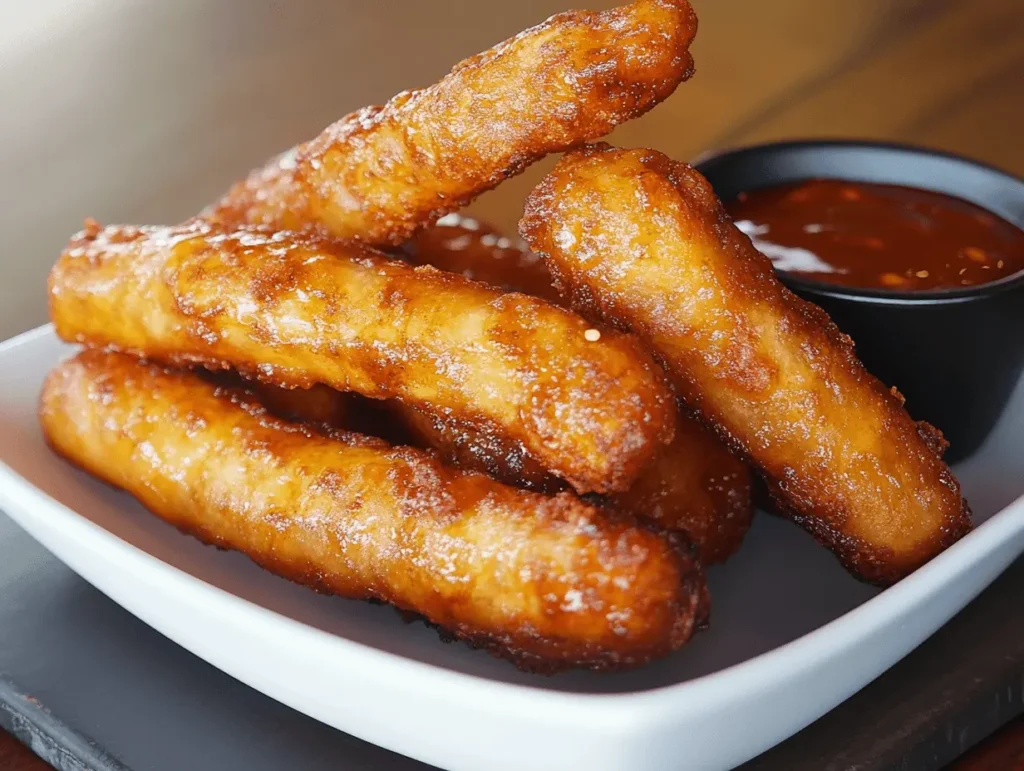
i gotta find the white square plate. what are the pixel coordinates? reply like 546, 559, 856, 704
2, 325, 1023, 771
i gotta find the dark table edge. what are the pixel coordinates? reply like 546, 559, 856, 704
0, 676, 128, 771
902, 696, 1024, 771
942, 708, 1024, 769
3, 678, 1022, 771
943, 699, 1024, 769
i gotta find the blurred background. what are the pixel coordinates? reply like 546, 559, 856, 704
1, 0, 1021, 340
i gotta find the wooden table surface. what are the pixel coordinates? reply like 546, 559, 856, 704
2, 0, 1022, 767
464, 0, 1024, 236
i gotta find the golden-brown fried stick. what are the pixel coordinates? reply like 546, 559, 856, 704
204, 0, 697, 245
401, 214, 562, 303
49, 222, 676, 494
391, 400, 563, 494
402, 214, 754, 561
219, 370, 563, 494
394, 399, 752, 563
612, 412, 752, 564
521, 144, 972, 584
255, 384, 752, 563
40, 350, 708, 672
241, 381, 564, 493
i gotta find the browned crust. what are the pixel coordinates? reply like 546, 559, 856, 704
520, 143, 972, 585
389, 400, 566, 495
256, 376, 753, 564
401, 213, 754, 562
204, 0, 697, 245
48, 221, 676, 494
40, 350, 708, 672
612, 409, 753, 564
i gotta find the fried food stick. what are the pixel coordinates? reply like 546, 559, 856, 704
399, 213, 754, 562
611, 415, 752, 564
40, 351, 708, 672
521, 145, 972, 583
206, 215, 749, 558
204, 0, 697, 245
212, 368, 564, 495
392, 401, 565, 495
49, 222, 676, 494
248, 377, 753, 563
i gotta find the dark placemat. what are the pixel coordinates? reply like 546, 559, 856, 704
0, 511, 1021, 771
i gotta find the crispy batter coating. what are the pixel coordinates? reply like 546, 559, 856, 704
49, 222, 676, 494
521, 144, 972, 584
204, 0, 697, 245
247, 381, 556, 492
403, 213, 752, 561
402, 214, 562, 303
248, 381, 564, 494
393, 398, 754, 564
40, 351, 708, 672
391, 400, 564, 494
246, 380, 751, 563
612, 412, 752, 564
393, 216, 578, 492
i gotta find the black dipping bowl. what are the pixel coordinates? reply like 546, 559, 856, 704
695, 140, 1024, 462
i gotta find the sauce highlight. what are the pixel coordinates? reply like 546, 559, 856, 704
726, 179, 1024, 291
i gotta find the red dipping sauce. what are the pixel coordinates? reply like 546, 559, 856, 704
725, 179, 1024, 291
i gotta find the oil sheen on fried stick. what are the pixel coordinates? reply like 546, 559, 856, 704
48, 221, 676, 494
611, 414, 752, 565
39, 350, 708, 672
520, 144, 972, 584
204, 0, 698, 245
249, 376, 753, 564
399, 212, 754, 563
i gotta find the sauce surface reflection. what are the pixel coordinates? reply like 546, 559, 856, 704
726, 179, 1024, 291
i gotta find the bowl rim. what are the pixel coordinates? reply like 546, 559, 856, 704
693, 138, 1024, 305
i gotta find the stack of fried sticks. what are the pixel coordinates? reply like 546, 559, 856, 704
40, 0, 971, 674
